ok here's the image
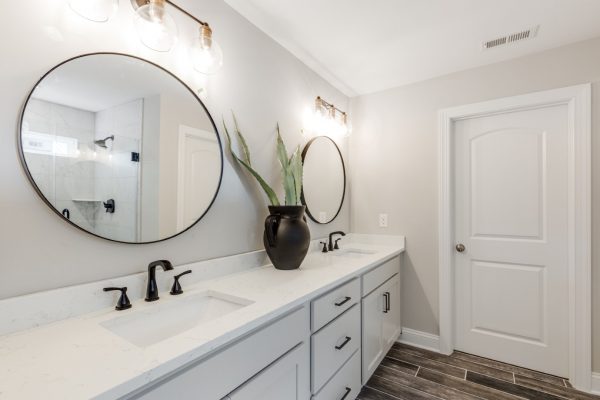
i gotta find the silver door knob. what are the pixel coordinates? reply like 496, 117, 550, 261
456, 243, 466, 252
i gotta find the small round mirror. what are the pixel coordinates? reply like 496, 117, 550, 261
19, 53, 223, 243
301, 136, 346, 224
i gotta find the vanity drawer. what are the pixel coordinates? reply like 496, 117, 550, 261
312, 350, 361, 400
362, 256, 400, 297
311, 278, 360, 332
311, 304, 361, 393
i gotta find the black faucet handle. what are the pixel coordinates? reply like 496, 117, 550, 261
103, 287, 132, 311
319, 241, 328, 253
334, 238, 342, 250
170, 270, 192, 295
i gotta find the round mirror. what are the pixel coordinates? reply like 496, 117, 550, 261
19, 53, 223, 243
301, 136, 346, 224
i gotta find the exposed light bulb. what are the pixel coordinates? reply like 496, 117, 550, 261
69, 0, 119, 22
134, 0, 178, 52
191, 24, 223, 74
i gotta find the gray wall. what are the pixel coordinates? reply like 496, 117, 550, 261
349, 36, 600, 372
0, 0, 349, 299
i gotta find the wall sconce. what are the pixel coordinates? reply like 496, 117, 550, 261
306, 96, 351, 138
68, 0, 223, 74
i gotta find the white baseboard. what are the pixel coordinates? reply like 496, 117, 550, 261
592, 372, 600, 394
397, 327, 440, 353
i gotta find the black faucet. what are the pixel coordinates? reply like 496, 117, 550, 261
328, 231, 346, 251
145, 260, 174, 302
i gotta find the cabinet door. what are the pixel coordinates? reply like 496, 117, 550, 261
361, 285, 386, 384
228, 342, 310, 400
382, 275, 401, 348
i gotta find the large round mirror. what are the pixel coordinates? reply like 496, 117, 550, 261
19, 53, 223, 243
301, 136, 346, 224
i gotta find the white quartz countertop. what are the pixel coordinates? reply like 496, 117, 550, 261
0, 235, 405, 400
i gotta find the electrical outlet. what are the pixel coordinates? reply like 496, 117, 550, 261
379, 213, 388, 228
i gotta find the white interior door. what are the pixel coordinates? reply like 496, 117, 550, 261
177, 125, 220, 230
453, 104, 569, 377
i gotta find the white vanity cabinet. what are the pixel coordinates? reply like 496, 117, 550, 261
123, 255, 402, 400
224, 342, 310, 400
128, 307, 310, 400
361, 257, 401, 384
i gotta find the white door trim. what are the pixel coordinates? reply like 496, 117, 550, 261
437, 84, 591, 390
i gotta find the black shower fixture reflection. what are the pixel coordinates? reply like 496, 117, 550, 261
94, 135, 114, 149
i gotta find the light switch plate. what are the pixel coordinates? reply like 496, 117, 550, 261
379, 213, 388, 228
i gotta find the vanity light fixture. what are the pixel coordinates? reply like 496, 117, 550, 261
312, 96, 351, 138
131, 0, 223, 73
70, 0, 224, 73
68, 0, 119, 22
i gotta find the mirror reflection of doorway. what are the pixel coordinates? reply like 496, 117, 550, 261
177, 125, 221, 231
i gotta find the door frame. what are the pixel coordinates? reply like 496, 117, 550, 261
177, 125, 218, 231
437, 84, 592, 390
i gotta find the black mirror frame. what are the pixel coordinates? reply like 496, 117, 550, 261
300, 136, 346, 224
17, 52, 224, 245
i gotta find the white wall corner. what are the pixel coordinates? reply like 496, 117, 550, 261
592, 372, 600, 395
397, 327, 441, 353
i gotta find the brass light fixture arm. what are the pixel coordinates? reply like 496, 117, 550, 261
131, 0, 210, 27
316, 96, 348, 121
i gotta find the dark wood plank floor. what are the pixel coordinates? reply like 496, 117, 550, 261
358, 343, 600, 400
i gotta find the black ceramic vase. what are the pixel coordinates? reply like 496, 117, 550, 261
263, 205, 311, 270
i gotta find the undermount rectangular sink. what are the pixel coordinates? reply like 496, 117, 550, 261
331, 248, 376, 257
100, 291, 253, 347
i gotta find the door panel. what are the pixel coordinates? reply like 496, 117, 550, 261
177, 126, 220, 230
361, 285, 385, 384
470, 261, 545, 342
454, 105, 569, 376
470, 129, 545, 239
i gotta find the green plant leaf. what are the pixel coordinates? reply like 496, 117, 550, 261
291, 146, 303, 205
283, 163, 296, 205
276, 125, 298, 205
276, 125, 289, 171
232, 113, 251, 165
223, 118, 280, 206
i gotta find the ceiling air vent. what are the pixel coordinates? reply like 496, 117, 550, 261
483, 26, 539, 50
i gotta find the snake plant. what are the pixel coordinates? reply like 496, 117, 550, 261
224, 114, 303, 206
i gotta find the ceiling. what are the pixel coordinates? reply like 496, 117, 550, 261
225, 0, 600, 96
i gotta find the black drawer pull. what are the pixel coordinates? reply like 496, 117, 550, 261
335, 336, 352, 350
340, 387, 352, 400
386, 291, 391, 312
335, 296, 352, 307
383, 292, 390, 313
